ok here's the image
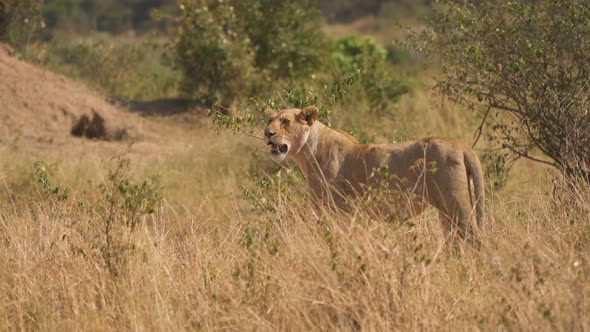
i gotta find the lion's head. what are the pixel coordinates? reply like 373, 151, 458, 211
264, 106, 319, 161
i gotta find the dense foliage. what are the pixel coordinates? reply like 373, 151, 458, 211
332, 35, 409, 116
427, 0, 590, 180
0, 0, 43, 49
175, 0, 326, 104
176, 0, 409, 119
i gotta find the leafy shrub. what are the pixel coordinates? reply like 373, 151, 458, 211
208, 70, 361, 138
32, 150, 162, 279
385, 43, 408, 65
175, 1, 256, 104
331, 35, 409, 116
331, 35, 387, 75
0, 0, 44, 49
175, 0, 325, 104
425, 0, 590, 181
236, 0, 326, 82
33, 161, 69, 203
482, 150, 509, 190
97, 150, 161, 277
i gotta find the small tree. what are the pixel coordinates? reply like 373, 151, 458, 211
175, 0, 325, 104
175, 0, 256, 104
0, 0, 43, 49
331, 35, 409, 116
426, 0, 590, 180
237, 0, 326, 82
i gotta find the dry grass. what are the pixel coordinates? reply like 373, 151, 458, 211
1, 39, 588, 330
1, 99, 589, 330
1, 166, 589, 330
0, 81, 590, 330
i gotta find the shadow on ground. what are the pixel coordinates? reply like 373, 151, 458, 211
118, 98, 202, 117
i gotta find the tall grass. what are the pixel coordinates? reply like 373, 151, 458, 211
1, 159, 588, 330
2, 58, 585, 329
3, 1, 587, 329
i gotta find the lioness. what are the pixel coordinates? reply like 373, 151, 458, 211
264, 106, 485, 241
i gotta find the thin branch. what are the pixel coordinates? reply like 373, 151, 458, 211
472, 104, 491, 148
504, 143, 557, 168
234, 131, 265, 141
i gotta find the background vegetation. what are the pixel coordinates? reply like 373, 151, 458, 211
0, 0, 589, 330
425, 0, 590, 182
0, 0, 44, 48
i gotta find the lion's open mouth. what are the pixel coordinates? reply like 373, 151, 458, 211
269, 143, 288, 155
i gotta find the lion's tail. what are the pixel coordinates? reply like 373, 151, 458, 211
464, 151, 485, 231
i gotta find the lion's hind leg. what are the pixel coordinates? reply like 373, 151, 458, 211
434, 192, 480, 247
442, 212, 480, 248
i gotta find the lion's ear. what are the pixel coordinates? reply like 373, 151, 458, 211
299, 106, 319, 126
264, 108, 275, 118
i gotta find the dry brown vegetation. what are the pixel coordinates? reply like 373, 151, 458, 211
1, 162, 589, 330
0, 20, 589, 331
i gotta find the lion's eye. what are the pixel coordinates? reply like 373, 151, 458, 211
267, 118, 272, 124
281, 119, 290, 126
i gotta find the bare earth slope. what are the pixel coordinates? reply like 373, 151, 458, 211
0, 43, 141, 144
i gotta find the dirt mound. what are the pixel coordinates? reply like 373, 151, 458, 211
0, 43, 14, 57
0, 43, 141, 143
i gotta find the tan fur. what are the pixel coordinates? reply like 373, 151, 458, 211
264, 106, 485, 241
333, 128, 359, 143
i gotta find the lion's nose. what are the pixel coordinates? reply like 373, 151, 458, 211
265, 129, 276, 138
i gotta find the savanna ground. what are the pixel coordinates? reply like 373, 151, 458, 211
1, 1, 589, 330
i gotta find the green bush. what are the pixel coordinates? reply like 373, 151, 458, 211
31, 150, 162, 279
97, 150, 162, 277
425, 0, 590, 181
175, 0, 325, 104
331, 35, 409, 116
175, 1, 256, 104
207, 34, 412, 138
237, 0, 326, 81
0, 0, 44, 49
331, 35, 387, 75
